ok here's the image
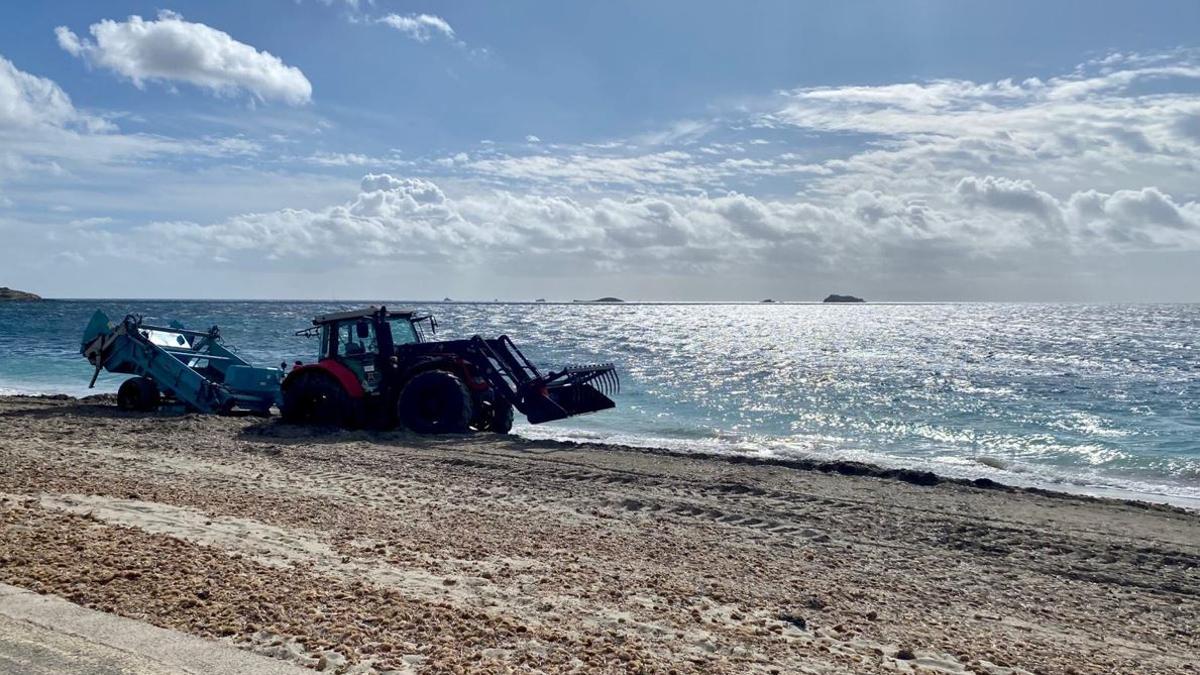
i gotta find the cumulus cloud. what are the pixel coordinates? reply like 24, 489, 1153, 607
376, 13, 456, 43
55, 11, 312, 105
952, 176, 1199, 248
136, 174, 816, 269
126, 168, 1200, 282
1066, 187, 1199, 246
955, 176, 1061, 221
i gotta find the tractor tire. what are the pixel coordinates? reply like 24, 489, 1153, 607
117, 377, 160, 412
397, 370, 472, 434
281, 373, 352, 427
486, 398, 514, 434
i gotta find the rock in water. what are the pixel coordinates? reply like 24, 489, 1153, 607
822, 294, 864, 303
0, 287, 41, 301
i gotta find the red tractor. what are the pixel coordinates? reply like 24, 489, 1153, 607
280, 306, 618, 433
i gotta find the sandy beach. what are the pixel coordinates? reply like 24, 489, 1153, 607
0, 394, 1196, 673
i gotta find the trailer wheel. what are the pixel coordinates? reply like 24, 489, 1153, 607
117, 377, 160, 412
397, 370, 472, 434
281, 373, 351, 427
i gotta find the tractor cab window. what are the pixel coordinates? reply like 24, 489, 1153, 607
389, 318, 420, 346
337, 320, 378, 357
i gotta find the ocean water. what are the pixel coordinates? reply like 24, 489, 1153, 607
1, 300, 1197, 507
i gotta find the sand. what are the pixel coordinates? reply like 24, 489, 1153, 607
0, 394, 1196, 673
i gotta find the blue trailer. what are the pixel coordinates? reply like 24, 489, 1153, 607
80, 311, 282, 414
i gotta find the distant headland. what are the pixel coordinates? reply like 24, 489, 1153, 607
0, 287, 41, 301
823, 294, 865, 303
573, 297, 625, 303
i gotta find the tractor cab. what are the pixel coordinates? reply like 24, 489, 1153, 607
301, 307, 432, 394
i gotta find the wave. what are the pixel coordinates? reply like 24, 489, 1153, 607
511, 423, 1200, 510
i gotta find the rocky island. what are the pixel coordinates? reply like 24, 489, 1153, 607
823, 294, 865, 303
574, 297, 624, 303
0, 287, 41, 301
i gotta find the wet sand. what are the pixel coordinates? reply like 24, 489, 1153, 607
0, 394, 1197, 673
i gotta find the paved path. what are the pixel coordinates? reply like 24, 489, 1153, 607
0, 584, 304, 675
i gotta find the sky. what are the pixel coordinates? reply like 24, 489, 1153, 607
1, 1, 1199, 301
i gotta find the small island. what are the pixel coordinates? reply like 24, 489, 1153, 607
760, 299, 776, 303
0, 287, 41, 301
574, 297, 624, 303
823, 294, 865, 303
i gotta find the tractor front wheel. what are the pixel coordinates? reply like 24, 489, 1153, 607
397, 370, 472, 434
484, 398, 514, 434
117, 376, 160, 412
281, 373, 352, 427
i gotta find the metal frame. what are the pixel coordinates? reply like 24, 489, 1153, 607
81, 311, 282, 414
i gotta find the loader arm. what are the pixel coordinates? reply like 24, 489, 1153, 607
467, 335, 619, 424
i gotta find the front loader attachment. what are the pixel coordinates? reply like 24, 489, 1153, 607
517, 363, 620, 424
531, 364, 619, 423
468, 336, 619, 424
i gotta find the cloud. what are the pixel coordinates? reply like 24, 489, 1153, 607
376, 13, 456, 43
55, 11, 312, 105
955, 176, 1061, 221
7, 45, 1200, 300
305, 151, 376, 167
461, 150, 719, 189
121, 167, 1200, 284
1066, 187, 1199, 246
757, 51, 1200, 199
952, 176, 1199, 248
0, 52, 210, 174
134, 174, 799, 268
0, 55, 85, 129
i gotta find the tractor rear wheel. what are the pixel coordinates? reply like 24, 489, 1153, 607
117, 377, 160, 412
397, 370, 472, 434
281, 373, 352, 427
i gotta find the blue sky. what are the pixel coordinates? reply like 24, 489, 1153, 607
1, 1, 1199, 300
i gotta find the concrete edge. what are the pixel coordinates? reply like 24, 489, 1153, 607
0, 583, 307, 674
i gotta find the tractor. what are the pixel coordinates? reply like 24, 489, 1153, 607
280, 306, 618, 433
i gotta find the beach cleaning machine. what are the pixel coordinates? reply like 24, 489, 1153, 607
80, 311, 282, 414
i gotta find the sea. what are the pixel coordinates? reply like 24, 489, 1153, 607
1, 300, 1197, 508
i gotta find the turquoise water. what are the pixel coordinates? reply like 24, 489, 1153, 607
1, 300, 1197, 506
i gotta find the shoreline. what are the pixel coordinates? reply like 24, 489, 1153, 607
517, 427, 1200, 514
1, 393, 1198, 672
6, 391, 1196, 513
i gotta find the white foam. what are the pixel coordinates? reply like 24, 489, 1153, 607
514, 423, 1200, 510
0, 380, 115, 397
